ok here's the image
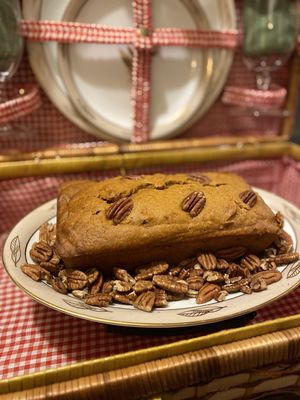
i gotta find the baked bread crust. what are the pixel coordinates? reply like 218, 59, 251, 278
55, 173, 281, 272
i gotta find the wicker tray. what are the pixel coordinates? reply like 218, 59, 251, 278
1, 142, 300, 400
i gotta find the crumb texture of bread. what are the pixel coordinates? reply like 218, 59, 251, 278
55, 173, 281, 271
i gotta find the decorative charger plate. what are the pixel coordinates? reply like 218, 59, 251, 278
23, 0, 236, 142
3, 188, 300, 328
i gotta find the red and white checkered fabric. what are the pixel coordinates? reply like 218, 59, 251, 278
1, 157, 300, 380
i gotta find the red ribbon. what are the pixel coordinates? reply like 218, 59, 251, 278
222, 85, 287, 109
0, 84, 41, 124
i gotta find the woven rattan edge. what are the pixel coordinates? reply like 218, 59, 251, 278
2, 312, 300, 395
0, 140, 298, 179
280, 55, 300, 139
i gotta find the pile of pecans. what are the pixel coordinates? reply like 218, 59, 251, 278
21, 222, 299, 312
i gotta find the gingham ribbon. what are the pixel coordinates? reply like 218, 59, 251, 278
0, 84, 41, 124
222, 85, 287, 109
20, 1, 241, 143
19, 20, 240, 49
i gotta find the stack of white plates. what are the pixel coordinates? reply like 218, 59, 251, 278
23, 0, 236, 142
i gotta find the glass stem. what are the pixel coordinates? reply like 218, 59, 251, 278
256, 70, 272, 90
0, 81, 9, 104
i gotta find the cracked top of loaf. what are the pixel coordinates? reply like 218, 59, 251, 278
55, 172, 282, 271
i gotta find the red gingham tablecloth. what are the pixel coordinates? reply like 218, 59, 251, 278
1, 157, 300, 380
1, 0, 291, 154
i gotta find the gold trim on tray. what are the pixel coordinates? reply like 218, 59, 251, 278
0, 139, 299, 180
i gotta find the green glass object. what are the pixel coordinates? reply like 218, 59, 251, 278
243, 0, 297, 57
0, 0, 23, 74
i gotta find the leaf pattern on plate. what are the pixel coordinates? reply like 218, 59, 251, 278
10, 235, 21, 267
63, 298, 111, 313
178, 306, 225, 318
287, 262, 300, 279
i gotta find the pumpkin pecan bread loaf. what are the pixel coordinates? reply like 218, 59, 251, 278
55, 173, 282, 272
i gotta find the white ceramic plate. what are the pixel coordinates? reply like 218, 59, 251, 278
57, 0, 213, 141
23, 0, 236, 141
3, 188, 300, 328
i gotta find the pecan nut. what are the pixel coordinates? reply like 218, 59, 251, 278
186, 275, 204, 291
30, 241, 53, 263
89, 272, 104, 294
40, 261, 61, 276
21, 263, 50, 281
227, 263, 249, 278
133, 280, 153, 294
106, 197, 133, 224
240, 255, 261, 273
58, 269, 88, 290
251, 270, 282, 285
259, 259, 276, 271
72, 289, 88, 299
239, 190, 257, 207
203, 270, 224, 283
39, 222, 56, 247
133, 291, 156, 312
113, 280, 132, 293
189, 268, 204, 277
240, 285, 252, 294
250, 277, 267, 292
85, 268, 100, 285
85, 293, 112, 307
168, 266, 182, 277
216, 290, 228, 302
101, 280, 113, 294
181, 191, 206, 217
178, 268, 190, 280
135, 262, 169, 280
197, 252, 217, 270
267, 252, 299, 266
50, 277, 68, 294
153, 275, 188, 294
216, 259, 230, 271
222, 278, 249, 293
112, 292, 135, 305
196, 283, 221, 304
154, 289, 168, 307
113, 267, 136, 284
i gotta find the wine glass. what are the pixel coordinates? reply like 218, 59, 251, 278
242, 0, 298, 92
0, 0, 25, 137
